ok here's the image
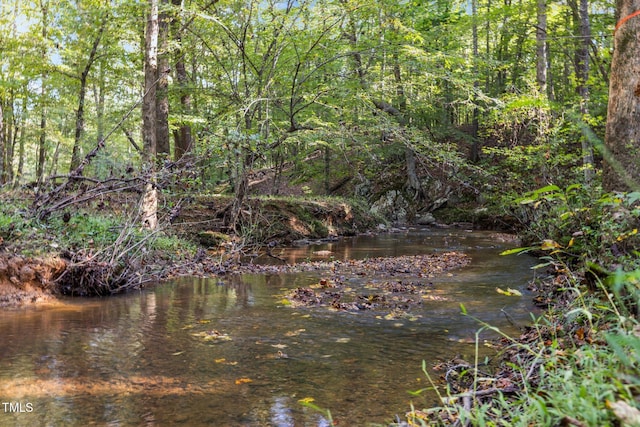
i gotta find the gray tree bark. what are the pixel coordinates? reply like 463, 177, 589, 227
140, 0, 159, 229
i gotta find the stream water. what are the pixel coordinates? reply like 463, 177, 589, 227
0, 229, 538, 426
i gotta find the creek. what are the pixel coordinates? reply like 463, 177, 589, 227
0, 229, 538, 426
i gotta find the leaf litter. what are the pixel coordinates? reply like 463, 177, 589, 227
276, 252, 469, 316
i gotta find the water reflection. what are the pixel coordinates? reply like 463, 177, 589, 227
0, 229, 537, 426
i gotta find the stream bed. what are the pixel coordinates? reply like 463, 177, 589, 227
0, 229, 538, 426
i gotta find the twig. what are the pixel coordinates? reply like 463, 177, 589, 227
443, 386, 518, 402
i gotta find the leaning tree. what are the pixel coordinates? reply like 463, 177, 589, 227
603, 0, 640, 192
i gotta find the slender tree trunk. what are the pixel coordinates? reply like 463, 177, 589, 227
36, 0, 49, 185
171, 0, 193, 161
140, 0, 159, 229
69, 20, 105, 172
569, 0, 594, 183
6, 96, 16, 184
603, 0, 640, 191
94, 60, 106, 145
0, 102, 4, 184
14, 87, 27, 187
470, 0, 480, 163
536, 0, 547, 94
536, 0, 550, 182
485, 0, 491, 92
37, 107, 47, 185
156, 0, 170, 157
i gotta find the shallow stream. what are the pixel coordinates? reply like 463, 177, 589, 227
0, 229, 538, 426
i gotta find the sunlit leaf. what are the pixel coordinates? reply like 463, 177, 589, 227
235, 378, 253, 385
541, 239, 561, 250
496, 287, 522, 296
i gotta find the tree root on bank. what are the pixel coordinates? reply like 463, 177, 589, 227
55, 251, 146, 296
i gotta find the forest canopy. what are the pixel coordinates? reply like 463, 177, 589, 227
0, 0, 615, 207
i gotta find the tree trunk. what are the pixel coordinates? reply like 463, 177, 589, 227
36, 0, 49, 185
69, 22, 105, 172
569, 0, 594, 183
94, 60, 106, 145
7, 101, 16, 184
603, 0, 640, 191
37, 107, 47, 185
171, 0, 193, 161
156, 0, 170, 157
0, 102, 4, 184
536, 0, 547, 94
140, 0, 159, 229
14, 87, 27, 187
470, 0, 480, 163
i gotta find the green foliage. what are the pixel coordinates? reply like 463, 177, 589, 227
52, 213, 122, 248
513, 184, 640, 271
151, 233, 197, 256
0, 210, 29, 240
409, 297, 640, 426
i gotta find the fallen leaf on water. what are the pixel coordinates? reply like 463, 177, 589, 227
235, 378, 253, 385
284, 329, 306, 337
191, 330, 232, 342
335, 337, 350, 343
171, 351, 184, 356
298, 397, 315, 404
215, 358, 238, 365
496, 287, 522, 297
271, 344, 288, 349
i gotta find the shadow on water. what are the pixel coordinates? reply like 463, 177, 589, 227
0, 229, 538, 426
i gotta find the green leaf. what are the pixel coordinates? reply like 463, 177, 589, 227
500, 246, 534, 256
460, 303, 467, 315
627, 192, 640, 204
535, 184, 561, 194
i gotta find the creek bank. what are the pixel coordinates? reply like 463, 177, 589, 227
0, 190, 516, 308
0, 256, 66, 307
0, 195, 382, 305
